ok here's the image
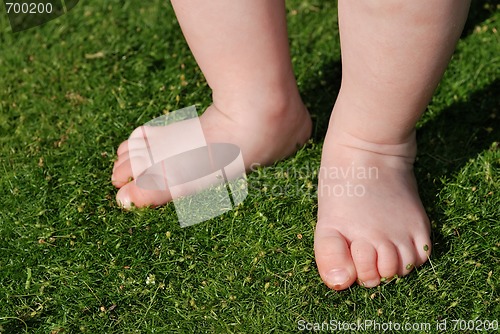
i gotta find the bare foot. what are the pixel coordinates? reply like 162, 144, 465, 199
111, 101, 312, 208
314, 127, 431, 290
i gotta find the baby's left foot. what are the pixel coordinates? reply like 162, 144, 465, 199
112, 100, 311, 208
314, 128, 431, 290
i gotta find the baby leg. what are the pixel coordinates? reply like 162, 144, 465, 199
112, 0, 312, 208
315, 0, 471, 290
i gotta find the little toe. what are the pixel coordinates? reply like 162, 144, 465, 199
350, 240, 380, 288
314, 228, 357, 291
116, 181, 172, 209
413, 236, 432, 266
117, 140, 129, 156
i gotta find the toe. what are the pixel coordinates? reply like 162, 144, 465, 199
351, 240, 380, 288
112, 152, 132, 188
113, 147, 130, 171
112, 148, 155, 188
396, 242, 418, 276
116, 181, 172, 209
413, 235, 432, 267
314, 228, 357, 291
117, 140, 129, 156
376, 241, 400, 281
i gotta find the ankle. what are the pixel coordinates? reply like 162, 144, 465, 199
330, 128, 417, 160
331, 92, 421, 148
212, 81, 305, 119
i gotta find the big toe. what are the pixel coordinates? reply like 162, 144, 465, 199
314, 228, 357, 291
116, 181, 172, 209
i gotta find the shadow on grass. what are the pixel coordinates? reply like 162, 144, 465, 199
304, 73, 499, 258
302, 0, 497, 141
417, 79, 500, 255
301, 60, 341, 141
462, 0, 498, 38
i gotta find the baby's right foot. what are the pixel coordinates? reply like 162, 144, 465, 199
314, 126, 431, 290
111, 98, 312, 208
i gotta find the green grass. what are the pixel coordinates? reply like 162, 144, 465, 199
1, 0, 499, 333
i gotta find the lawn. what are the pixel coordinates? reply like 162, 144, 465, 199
0, 0, 499, 333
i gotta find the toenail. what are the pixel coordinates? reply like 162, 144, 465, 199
423, 244, 429, 252
381, 276, 397, 284
363, 279, 380, 288
405, 263, 414, 271
325, 269, 351, 288
117, 195, 131, 209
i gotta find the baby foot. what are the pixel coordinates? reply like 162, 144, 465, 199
314, 129, 431, 290
112, 101, 312, 208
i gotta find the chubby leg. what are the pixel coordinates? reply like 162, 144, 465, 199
112, 0, 311, 207
315, 0, 470, 290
